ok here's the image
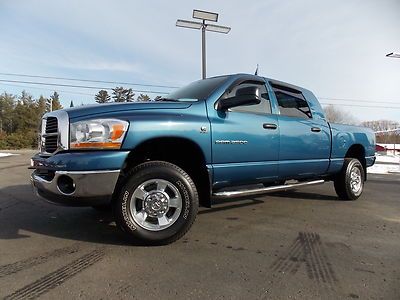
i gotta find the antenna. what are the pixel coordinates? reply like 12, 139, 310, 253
254, 64, 259, 75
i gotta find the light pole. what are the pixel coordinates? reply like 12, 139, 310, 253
176, 9, 231, 79
386, 52, 400, 58
385, 52, 400, 170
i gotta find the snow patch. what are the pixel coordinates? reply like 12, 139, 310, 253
0, 153, 17, 158
375, 154, 400, 164
368, 154, 400, 175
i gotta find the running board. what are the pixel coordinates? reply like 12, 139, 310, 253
212, 180, 325, 199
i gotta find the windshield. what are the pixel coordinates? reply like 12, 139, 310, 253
163, 76, 228, 102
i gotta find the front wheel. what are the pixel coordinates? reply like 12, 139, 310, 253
113, 161, 199, 245
334, 158, 365, 200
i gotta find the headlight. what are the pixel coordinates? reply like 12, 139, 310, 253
70, 119, 129, 149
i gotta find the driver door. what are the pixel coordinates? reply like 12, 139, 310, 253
210, 81, 280, 189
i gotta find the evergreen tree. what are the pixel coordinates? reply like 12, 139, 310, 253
137, 94, 151, 102
112, 87, 126, 102
50, 91, 63, 111
70, 100, 74, 107
125, 88, 135, 102
37, 95, 47, 117
0, 93, 16, 134
95, 90, 111, 103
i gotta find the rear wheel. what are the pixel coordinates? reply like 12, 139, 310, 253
113, 161, 198, 245
334, 158, 365, 200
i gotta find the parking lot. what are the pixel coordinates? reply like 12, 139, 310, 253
0, 150, 399, 299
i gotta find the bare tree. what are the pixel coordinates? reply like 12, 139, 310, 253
361, 120, 399, 132
323, 105, 357, 124
362, 120, 400, 143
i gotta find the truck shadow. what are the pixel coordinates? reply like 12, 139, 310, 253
270, 190, 339, 201
0, 184, 128, 245
199, 198, 264, 215
0, 184, 338, 244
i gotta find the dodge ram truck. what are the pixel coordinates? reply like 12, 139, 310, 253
31, 73, 376, 244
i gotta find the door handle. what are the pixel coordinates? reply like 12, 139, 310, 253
311, 127, 321, 132
263, 123, 278, 130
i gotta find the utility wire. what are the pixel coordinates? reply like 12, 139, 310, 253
0, 79, 169, 95
0, 82, 95, 96
0, 72, 179, 89
319, 97, 399, 105
319, 102, 400, 109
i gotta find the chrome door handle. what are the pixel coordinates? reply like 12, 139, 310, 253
311, 127, 321, 132
263, 123, 278, 130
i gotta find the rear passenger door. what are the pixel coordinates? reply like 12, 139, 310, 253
270, 83, 330, 179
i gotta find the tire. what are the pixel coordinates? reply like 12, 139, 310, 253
334, 158, 365, 200
113, 161, 199, 245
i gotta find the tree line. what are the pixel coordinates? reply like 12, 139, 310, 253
95, 87, 160, 103
323, 105, 399, 143
0, 87, 155, 149
0, 91, 62, 149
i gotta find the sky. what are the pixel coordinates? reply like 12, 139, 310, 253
0, 0, 399, 122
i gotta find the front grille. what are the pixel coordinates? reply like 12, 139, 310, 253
44, 117, 58, 153
45, 117, 58, 133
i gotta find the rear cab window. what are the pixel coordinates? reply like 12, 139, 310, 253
271, 83, 312, 119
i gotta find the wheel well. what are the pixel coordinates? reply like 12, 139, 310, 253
345, 144, 366, 177
114, 137, 211, 207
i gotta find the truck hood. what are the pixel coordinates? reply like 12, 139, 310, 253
64, 101, 192, 118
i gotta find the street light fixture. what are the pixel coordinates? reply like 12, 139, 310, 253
386, 52, 400, 58
176, 9, 231, 79
193, 9, 218, 22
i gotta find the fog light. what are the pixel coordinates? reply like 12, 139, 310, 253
57, 175, 76, 195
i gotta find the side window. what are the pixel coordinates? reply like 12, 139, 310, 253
225, 82, 272, 115
272, 85, 312, 119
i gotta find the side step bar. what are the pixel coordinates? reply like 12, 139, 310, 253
212, 180, 325, 199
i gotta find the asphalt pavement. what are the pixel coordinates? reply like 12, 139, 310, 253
0, 150, 399, 299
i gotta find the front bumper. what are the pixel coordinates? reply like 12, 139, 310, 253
31, 169, 120, 206
30, 151, 129, 206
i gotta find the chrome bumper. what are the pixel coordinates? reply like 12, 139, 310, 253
31, 170, 120, 206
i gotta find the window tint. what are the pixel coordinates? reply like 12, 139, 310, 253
225, 82, 271, 115
272, 85, 312, 119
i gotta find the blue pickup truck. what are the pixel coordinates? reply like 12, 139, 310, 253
31, 73, 375, 244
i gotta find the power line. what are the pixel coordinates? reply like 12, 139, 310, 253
319, 97, 399, 105
0, 82, 95, 97
0, 72, 179, 89
0, 79, 169, 95
320, 102, 400, 109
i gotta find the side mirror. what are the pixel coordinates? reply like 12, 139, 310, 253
217, 86, 261, 111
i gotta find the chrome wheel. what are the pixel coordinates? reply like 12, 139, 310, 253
130, 179, 182, 231
350, 167, 362, 194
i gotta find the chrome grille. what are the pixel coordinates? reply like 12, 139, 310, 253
45, 117, 58, 133
44, 117, 59, 153
40, 110, 69, 155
